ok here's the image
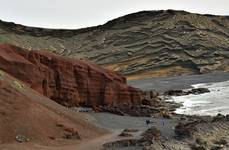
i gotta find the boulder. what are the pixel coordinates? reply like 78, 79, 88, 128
212, 114, 226, 122
226, 115, 229, 121
123, 129, 139, 133
118, 131, 133, 137
142, 99, 152, 106
190, 88, 210, 95
164, 89, 188, 96
141, 126, 161, 142
144, 90, 159, 99
15, 135, 31, 143
175, 121, 198, 138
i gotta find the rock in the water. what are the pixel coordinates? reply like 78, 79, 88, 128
164, 88, 210, 96
190, 88, 210, 95
164, 89, 186, 96
212, 114, 226, 122
226, 115, 229, 121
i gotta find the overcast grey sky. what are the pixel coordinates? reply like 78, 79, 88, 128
0, 0, 228, 29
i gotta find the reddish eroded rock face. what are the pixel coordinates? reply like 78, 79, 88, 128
0, 44, 142, 107
0, 70, 105, 145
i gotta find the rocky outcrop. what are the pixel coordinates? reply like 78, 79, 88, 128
104, 115, 229, 150
164, 88, 210, 96
174, 115, 229, 150
0, 44, 142, 107
174, 115, 223, 138
98, 90, 177, 117
0, 10, 229, 79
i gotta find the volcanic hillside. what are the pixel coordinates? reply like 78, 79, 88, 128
0, 70, 104, 145
0, 10, 229, 79
0, 44, 144, 147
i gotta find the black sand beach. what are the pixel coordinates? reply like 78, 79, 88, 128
86, 112, 177, 137
128, 72, 229, 92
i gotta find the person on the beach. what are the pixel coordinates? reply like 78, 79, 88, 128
146, 119, 150, 126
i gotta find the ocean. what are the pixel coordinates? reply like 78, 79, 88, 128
128, 72, 229, 116
172, 80, 229, 116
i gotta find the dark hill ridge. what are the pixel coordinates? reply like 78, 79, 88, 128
0, 10, 229, 79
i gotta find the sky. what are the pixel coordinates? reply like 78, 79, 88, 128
0, 0, 229, 29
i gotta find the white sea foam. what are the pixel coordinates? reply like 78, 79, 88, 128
172, 80, 229, 116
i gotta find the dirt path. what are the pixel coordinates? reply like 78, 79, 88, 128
0, 130, 123, 150
75, 130, 122, 150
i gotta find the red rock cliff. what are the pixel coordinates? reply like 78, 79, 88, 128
0, 44, 142, 107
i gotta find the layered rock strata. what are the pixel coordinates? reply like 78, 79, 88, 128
0, 44, 142, 107
0, 10, 229, 79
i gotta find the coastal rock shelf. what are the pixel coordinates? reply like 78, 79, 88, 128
164, 88, 210, 96
0, 44, 142, 107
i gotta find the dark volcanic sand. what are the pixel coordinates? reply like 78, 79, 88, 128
128, 72, 229, 92
85, 113, 177, 138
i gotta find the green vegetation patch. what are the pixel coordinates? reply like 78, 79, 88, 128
12, 80, 24, 90
0, 70, 4, 80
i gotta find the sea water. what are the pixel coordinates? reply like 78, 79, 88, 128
172, 80, 229, 116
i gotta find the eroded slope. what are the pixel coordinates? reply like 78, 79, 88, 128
0, 10, 229, 79
0, 44, 142, 107
0, 70, 104, 145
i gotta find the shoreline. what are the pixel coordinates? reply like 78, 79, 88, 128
167, 81, 229, 116
129, 71, 229, 116
128, 72, 229, 92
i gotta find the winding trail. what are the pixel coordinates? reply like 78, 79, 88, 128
0, 132, 120, 150
76, 130, 122, 150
